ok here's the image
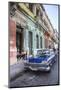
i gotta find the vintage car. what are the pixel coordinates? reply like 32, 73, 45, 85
24, 49, 56, 72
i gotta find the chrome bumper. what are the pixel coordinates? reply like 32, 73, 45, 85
24, 62, 50, 71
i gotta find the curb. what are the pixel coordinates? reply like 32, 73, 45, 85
10, 69, 25, 81
9, 60, 25, 81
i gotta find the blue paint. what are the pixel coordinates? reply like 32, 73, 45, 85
27, 55, 50, 63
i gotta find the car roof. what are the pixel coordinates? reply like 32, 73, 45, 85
34, 48, 49, 51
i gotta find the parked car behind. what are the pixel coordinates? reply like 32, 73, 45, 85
24, 49, 56, 72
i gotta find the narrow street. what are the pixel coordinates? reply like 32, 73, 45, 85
9, 3, 59, 88
10, 54, 59, 88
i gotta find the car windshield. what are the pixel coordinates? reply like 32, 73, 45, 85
36, 50, 50, 57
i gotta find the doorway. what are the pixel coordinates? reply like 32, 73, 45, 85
16, 26, 24, 56
28, 31, 33, 55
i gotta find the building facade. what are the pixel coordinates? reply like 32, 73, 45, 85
9, 3, 58, 65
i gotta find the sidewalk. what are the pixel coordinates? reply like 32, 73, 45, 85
10, 59, 24, 81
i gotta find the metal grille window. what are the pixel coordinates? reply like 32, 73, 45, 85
36, 35, 39, 48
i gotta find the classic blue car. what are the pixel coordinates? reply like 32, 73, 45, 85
24, 49, 56, 72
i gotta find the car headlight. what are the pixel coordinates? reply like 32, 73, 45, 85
41, 61, 47, 64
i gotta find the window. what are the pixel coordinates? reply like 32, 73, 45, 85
36, 35, 39, 48
10, 3, 16, 17
44, 20, 47, 26
40, 37, 42, 48
29, 3, 33, 12
36, 8, 39, 16
40, 12, 43, 20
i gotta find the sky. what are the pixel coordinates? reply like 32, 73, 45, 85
43, 4, 58, 32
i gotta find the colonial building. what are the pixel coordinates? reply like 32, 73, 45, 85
9, 2, 58, 65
